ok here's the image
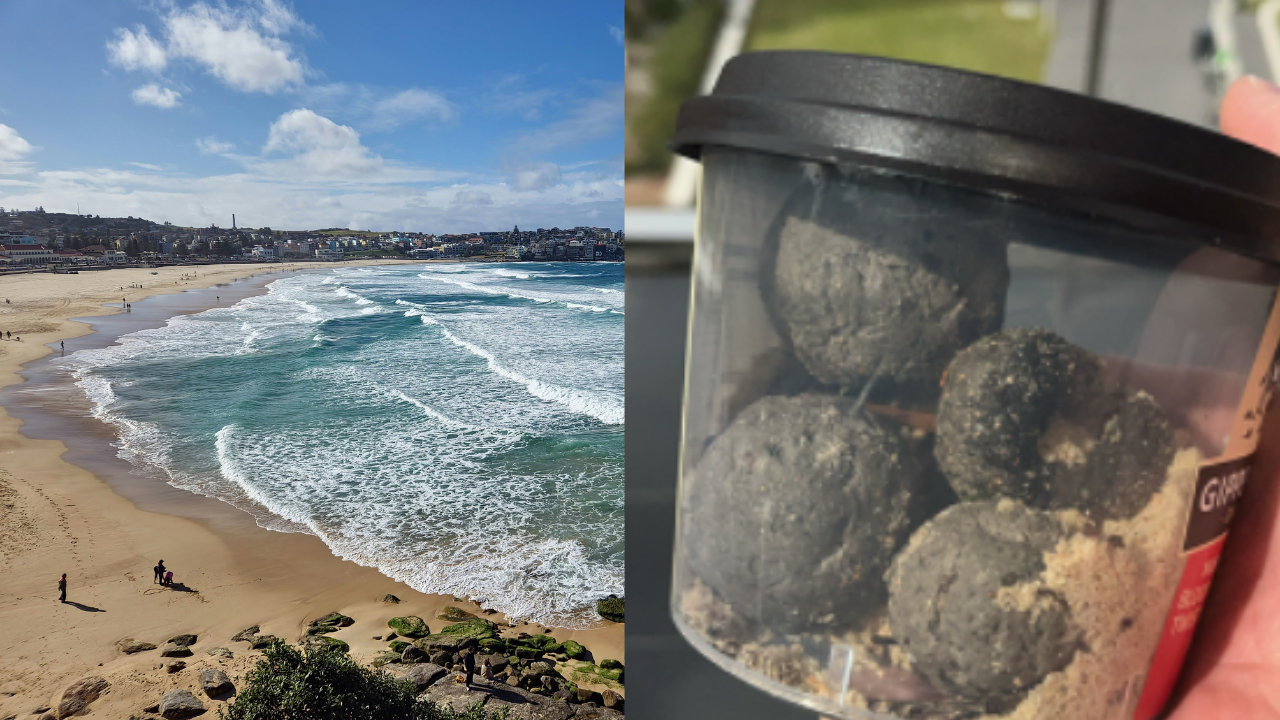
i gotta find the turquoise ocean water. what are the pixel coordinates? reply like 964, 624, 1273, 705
56, 262, 624, 627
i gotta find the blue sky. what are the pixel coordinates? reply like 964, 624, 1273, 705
0, 0, 623, 232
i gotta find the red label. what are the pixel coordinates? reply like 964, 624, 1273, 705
1133, 535, 1226, 720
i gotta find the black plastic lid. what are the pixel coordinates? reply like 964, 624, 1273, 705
671, 51, 1280, 263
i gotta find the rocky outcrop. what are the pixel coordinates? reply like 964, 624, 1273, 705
600, 690, 623, 711
596, 596, 624, 623
55, 677, 109, 719
400, 645, 428, 664
158, 689, 205, 719
167, 634, 198, 647
387, 616, 429, 638
205, 647, 233, 659
229, 626, 259, 643
166, 662, 186, 674
382, 594, 401, 604
436, 606, 474, 622
247, 635, 280, 650
399, 663, 448, 692
117, 638, 158, 654
197, 668, 234, 697
159, 643, 193, 658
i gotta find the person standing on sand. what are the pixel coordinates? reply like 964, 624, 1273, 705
58, 573, 66, 603
154, 559, 165, 584
463, 648, 476, 690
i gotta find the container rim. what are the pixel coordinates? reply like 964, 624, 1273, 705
670, 51, 1280, 263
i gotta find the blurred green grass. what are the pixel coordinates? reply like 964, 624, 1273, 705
626, 0, 725, 176
746, 0, 1051, 83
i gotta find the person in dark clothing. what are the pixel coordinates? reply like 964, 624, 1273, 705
463, 648, 476, 690
154, 560, 165, 584
58, 573, 66, 603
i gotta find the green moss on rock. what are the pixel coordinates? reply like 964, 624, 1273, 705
316, 636, 349, 653
597, 596, 624, 623
436, 606, 475, 622
439, 618, 497, 640
599, 658, 623, 670
560, 640, 585, 660
386, 616, 428, 638
388, 640, 409, 653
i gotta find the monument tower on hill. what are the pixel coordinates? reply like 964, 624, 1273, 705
232, 214, 236, 230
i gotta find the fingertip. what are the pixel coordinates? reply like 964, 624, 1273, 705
1222, 75, 1280, 155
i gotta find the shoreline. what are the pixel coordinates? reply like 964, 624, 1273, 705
0, 261, 623, 717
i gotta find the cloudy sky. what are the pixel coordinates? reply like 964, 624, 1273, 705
0, 0, 623, 232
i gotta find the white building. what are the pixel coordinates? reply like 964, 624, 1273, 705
315, 248, 344, 261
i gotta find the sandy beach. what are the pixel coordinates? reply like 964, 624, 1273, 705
0, 262, 624, 718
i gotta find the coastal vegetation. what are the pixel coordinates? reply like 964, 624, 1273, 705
218, 641, 510, 720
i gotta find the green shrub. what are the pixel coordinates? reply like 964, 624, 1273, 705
218, 640, 510, 719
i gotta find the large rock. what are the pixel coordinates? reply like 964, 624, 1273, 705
117, 638, 157, 654
439, 618, 498, 640
420, 677, 487, 714
573, 707, 624, 719
55, 676, 108, 719
400, 663, 449, 692
229, 626, 259, 643
401, 645, 429, 664
247, 635, 280, 650
382, 594, 401, 604
309, 612, 354, 628
683, 394, 943, 634
387, 616, 429, 638
167, 634, 198, 647
197, 668, 233, 698
437, 606, 475, 622
559, 640, 585, 660
159, 643, 192, 658
887, 501, 1079, 712
158, 689, 205, 719
600, 689, 623, 711
479, 682, 575, 720
205, 647, 233, 659
596, 596, 624, 624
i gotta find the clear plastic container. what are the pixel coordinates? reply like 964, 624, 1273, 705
669, 53, 1280, 720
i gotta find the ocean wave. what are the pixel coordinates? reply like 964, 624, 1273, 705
435, 325, 624, 426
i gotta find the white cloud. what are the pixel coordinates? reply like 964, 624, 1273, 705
0, 110, 621, 231
510, 84, 623, 155
509, 162, 562, 192
127, 162, 164, 171
196, 136, 235, 154
487, 76, 555, 121
609, 25, 624, 45
131, 84, 182, 108
107, 2, 307, 96
262, 108, 383, 177
107, 25, 168, 72
0, 124, 34, 162
452, 189, 493, 207
371, 88, 456, 129
0, 124, 35, 174
164, 3, 305, 93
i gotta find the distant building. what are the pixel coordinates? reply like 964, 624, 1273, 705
0, 244, 56, 264
315, 248, 344, 261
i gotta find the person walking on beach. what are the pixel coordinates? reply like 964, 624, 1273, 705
463, 648, 476, 690
154, 559, 165, 584
58, 573, 66, 603
60, 341, 64, 351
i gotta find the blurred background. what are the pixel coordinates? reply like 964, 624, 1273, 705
625, 1, 1280, 718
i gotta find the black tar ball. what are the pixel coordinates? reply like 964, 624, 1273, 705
887, 501, 1079, 712
936, 328, 1173, 520
682, 394, 941, 635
